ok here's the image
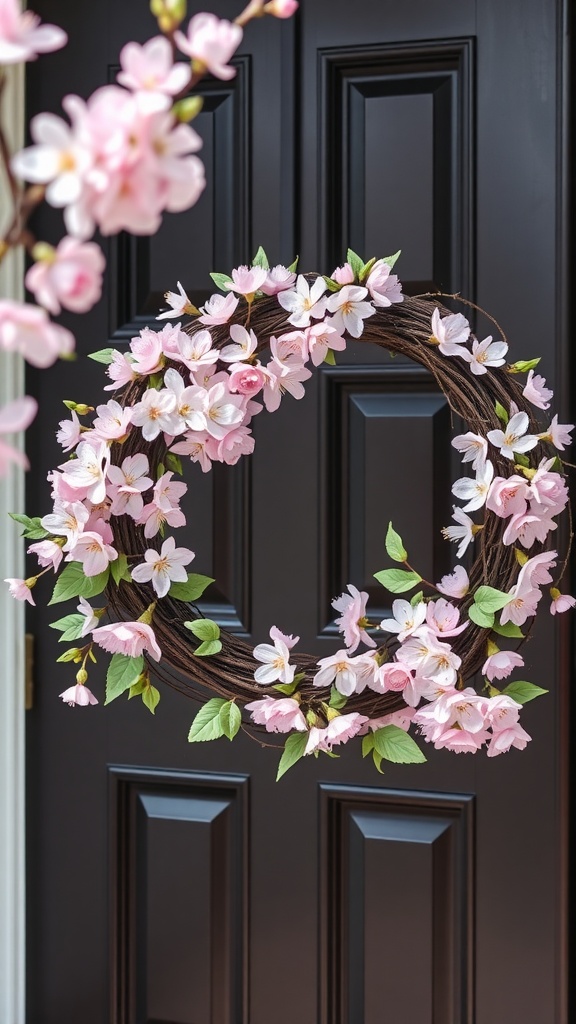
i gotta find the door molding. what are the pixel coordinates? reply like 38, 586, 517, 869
0, 59, 26, 1024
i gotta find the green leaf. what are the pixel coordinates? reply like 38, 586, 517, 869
358, 256, 377, 282
508, 358, 541, 374
374, 568, 421, 593
329, 685, 348, 710
495, 400, 509, 424
411, 590, 424, 606
492, 620, 525, 638
49, 612, 85, 642
468, 604, 495, 628
286, 256, 299, 273
346, 248, 364, 278
128, 675, 147, 698
166, 451, 183, 475
88, 348, 116, 365
9, 513, 49, 540
142, 684, 161, 714
210, 271, 232, 292
252, 245, 269, 270
168, 573, 214, 602
514, 453, 530, 467
382, 249, 401, 269
474, 585, 512, 613
385, 521, 408, 562
49, 563, 109, 605
188, 698, 227, 742
323, 348, 336, 365
502, 681, 548, 704
273, 672, 305, 696
110, 553, 131, 586
194, 639, 222, 657
219, 700, 241, 740
372, 749, 385, 774
184, 618, 220, 642
362, 733, 374, 758
372, 724, 426, 764
105, 654, 144, 704
148, 372, 164, 390
322, 275, 341, 292
276, 731, 308, 781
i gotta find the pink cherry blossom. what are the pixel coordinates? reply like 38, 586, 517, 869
487, 722, 531, 757
277, 275, 327, 328
56, 410, 81, 452
0, 300, 74, 367
500, 575, 541, 626
379, 598, 427, 641
261, 265, 297, 295
459, 336, 508, 375
252, 626, 299, 685
244, 696, 306, 733
264, 0, 299, 18
306, 321, 346, 366
482, 650, 524, 680
138, 500, 186, 538
331, 263, 355, 285
262, 358, 311, 412
11, 105, 90, 215
304, 713, 368, 754
270, 331, 308, 364
25, 237, 105, 315
452, 431, 488, 472
117, 36, 191, 98
326, 285, 375, 338
432, 725, 488, 754
0, 395, 37, 473
423, 598, 468, 638
396, 633, 461, 687
198, 292, 239, 325
131, 536, 194, 598
430, 307, 470, 355
441, 507, 477, 558
372, 662, 413, 694
27, 538, 63, 572
104, 351, 136, 391
365, 260, 403, 307
4, 577, 35, 605
528, 459, 568, 512
163, 368, 208, 433
436, 565, 469, 599
157, 282, 196, 320
414, 686, 487, 733
523, 370, 553, 410
170, 430, 214, 472
131, 388, 180, 442
452, 460, 494, 511
204, 382, 245, 439
487, 411, 539, 459
67, 523, 117, 576
332, 583, 376, 653
502, 508, 556, 548
213, 425, 255, 465
539, 414, 573, 451
130, 327, 164, 375
219, 323, 258, 362
550, 592, 576, 614
224, 265, 267, 297
106, 453, 153, 519
364, 707, 416, 732
92, 620, 162, 662
518, 549, 557, 588
486, 475, 529, 518
228, 362, 267, 397
91, 400, 132, 441
171, 330, 218, 375
0, 0, 66, 63
59, 684, 98, 707
174, 13, 242, 80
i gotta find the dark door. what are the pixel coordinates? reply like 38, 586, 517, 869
26, 2, 571, 1023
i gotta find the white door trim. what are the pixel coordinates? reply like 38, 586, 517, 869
0, 59, 27, 1024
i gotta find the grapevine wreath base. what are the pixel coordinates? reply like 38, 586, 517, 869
8, 248, 574, 778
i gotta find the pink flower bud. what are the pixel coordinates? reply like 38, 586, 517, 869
331, 262, 355, 285
228, 363, 266, 397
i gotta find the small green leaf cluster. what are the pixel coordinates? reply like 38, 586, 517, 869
184, 617, 222, 656
188, 697, 241, 742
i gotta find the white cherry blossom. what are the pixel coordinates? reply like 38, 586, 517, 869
459, 336, 508, 375
430, 307, 470, 355
156, 281, 195, 320
173, 330, 218, 373
253, 626, 299, 685
452, 460, 494, 511
164, 368, 208, 432
58, 440, 109, 504
326, 285, 375, 338
452, 431, 488, 472
41, 499, 89, 550
219, 323, 258, 362
441, 507, 478, 558
204, 382, 245, 439
277, 275, 327, 328
131, 536, 194, 598
379, 599, 427, 641
131, 388, 180, 441
487, 411, 539, 459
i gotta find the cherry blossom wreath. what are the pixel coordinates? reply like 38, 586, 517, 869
7, 247, 575, 779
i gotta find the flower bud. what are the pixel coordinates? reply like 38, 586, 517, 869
31, 241, 56, 264
173, 96, 204, 123
76, 667, 88, 685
